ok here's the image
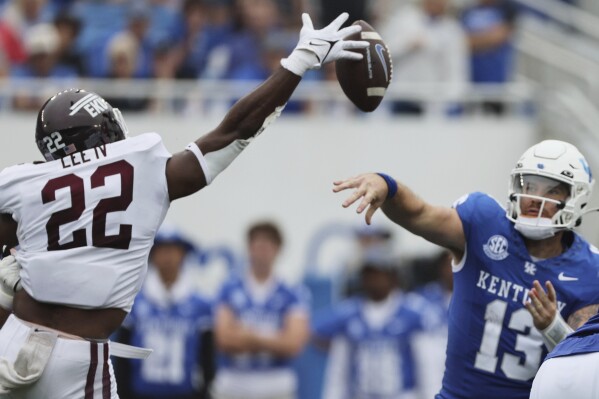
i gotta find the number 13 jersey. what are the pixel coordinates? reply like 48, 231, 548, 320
0, 133, 171, 312
438, 192, 599, 399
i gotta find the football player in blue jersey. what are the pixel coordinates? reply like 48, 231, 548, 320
333, 140, 599, 399
412, 251, 453, 399
213, 221, 310, 399
313, 255, 426, 399
113, 228, 214, 399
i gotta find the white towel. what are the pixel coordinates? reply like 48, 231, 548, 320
0, 329, 57, 394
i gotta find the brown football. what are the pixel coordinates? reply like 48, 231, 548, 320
335, 20, 393, 112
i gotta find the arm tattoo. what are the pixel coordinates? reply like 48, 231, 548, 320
568, 304, 599, 330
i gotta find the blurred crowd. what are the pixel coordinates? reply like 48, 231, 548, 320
0, 0, 572, 115
112, 220, 454, 399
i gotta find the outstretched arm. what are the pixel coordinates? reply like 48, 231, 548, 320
333, 173, 466, 257
166, 13, 368, 201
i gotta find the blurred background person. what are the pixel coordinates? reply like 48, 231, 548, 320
313, 255, 425, 399
408, 250, 453, 399
174, 0, 233, 79
213, 221, 310, 399
461, 0, 519, 115
380, 0, 469, 116
341, 224, 395, 298
0, 19, 25, 66
114, 227, 215, 399
206, 0, 282, 80
53, 11, 84, 75
103, 31, 149, 111
11, 22, 77, 110
2, 0, 55, 38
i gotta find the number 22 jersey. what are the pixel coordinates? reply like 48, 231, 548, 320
0, 133, 171, 312
438, 192, 599, 399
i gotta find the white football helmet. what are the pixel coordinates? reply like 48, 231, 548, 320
506, 140, 594, 236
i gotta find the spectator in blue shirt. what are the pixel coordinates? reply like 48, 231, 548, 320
461, 0, 518, 115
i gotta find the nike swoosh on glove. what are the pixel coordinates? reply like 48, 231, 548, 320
281, 12, 369, 76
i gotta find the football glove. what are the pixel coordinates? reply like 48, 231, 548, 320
281, 12, 369, 76
0, 255, 22, 310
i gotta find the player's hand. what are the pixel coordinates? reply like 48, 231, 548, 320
525, 280, 557, 330
281, 12, 369, 76
333, 173, 388, 225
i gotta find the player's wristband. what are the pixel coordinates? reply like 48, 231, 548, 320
377, 173, 398, 200
185, 143, 212, 185
280, 49, 317, 77
540, 312, 574, 351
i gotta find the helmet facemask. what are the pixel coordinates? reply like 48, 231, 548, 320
507, 175, 572, 239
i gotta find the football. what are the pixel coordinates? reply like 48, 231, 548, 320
335, 20, 393, 112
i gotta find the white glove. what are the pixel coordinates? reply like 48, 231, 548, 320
0, 255, 21, 310
281, 12, 369, 76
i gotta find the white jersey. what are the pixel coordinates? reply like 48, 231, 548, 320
0, 133, 171, 312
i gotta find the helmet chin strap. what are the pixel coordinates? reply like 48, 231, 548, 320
582, 207, 599, 216
514, 217, 558, 240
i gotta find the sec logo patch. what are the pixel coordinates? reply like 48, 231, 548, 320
483, 235, 509, 260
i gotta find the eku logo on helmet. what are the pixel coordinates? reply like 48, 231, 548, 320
69, 93, 109, 118
483, 235, 509, 261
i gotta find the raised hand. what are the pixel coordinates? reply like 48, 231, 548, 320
525, 280, 557, 330
333, 173, 389, 225
281, 12, 369, 76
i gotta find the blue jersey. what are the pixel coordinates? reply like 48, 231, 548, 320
461, 3, 517, 83
126, 279, 212, 397
438, 192, 599, 399
313, 293, 423, 398
216, 276, 309, 371
416, 282, 450, 331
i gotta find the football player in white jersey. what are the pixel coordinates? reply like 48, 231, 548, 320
332, 140, 599, 399
0, 12, 368, 399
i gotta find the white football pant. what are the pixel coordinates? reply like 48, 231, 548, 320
0, 315, 118, 399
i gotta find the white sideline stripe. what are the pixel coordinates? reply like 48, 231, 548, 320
69, 94, 99, 116
361, 32, 382, 40
367, 87, 386, 97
